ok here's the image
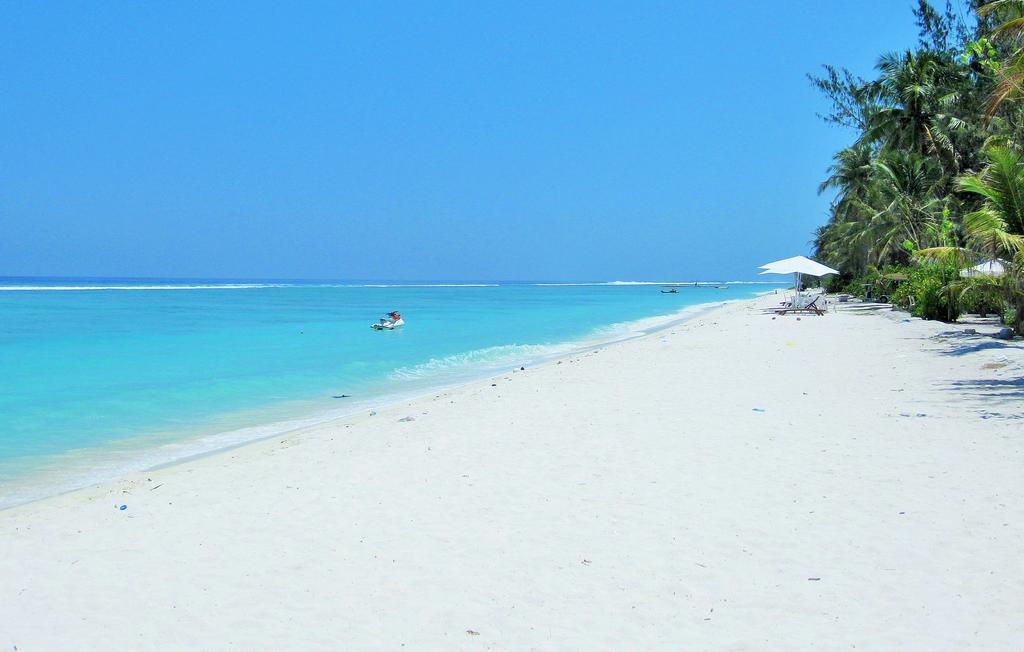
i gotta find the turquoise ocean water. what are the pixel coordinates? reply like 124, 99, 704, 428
0, 278, 773, 507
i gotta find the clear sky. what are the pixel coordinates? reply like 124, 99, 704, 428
1, 2, 934, 281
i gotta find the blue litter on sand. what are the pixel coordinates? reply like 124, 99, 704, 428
118, 504, 127, 511
752, 408, 766, 413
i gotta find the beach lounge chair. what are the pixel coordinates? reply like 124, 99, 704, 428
772, 295, 826, 316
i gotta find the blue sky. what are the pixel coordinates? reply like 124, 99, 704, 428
2, 2, 937, 281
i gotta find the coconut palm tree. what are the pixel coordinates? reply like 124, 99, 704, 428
978, 0, 1024, 114
819, 144, 876, 219
862, 51, 955, 156
919, 145, 1024, 329
857, 151, 947, 263
958, 145, 1024, 234
813, 217, 873, 278
814, 148, 948, 274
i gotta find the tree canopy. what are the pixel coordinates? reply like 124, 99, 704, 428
810, 0, 1024, 329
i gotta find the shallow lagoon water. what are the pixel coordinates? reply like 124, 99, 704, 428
0, 278, 774, 506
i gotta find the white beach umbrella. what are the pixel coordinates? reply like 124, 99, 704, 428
758, 256, 839, 307
959, 259, 1006, 278
758, 255, 840, 277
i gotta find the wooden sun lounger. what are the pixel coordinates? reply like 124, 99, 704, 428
772, 296, 826, 316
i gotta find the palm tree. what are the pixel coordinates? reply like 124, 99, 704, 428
857, 151, 946, 264
978, 0, 1024, 115
958, 145, 1024, 234
813, 217, 873, 278
813, 148, 947, 274
862, 46, 994, 179
819, 144, 875, 219
864, 50, 950, 155
919, 145, 1024, 329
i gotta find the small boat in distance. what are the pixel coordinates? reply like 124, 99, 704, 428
660, 288, 679, 294
371, 311, 405, 330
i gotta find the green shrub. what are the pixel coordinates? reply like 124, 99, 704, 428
899, 263, 961, 322
841, 265, 911, 301
959, 288, 1002, 317
891, 280, 914, 309
823, 274, 851, 293
841, 269, 881, 297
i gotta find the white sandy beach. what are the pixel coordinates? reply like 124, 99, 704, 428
2, 294, 1022, 650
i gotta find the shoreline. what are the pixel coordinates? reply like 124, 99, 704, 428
3, 293, 1021, 649
0, 296, 742, 511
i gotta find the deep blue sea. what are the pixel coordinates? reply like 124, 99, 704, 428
0, 278, 774, 506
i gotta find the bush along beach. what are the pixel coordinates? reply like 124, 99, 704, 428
810, 1, 1024, 331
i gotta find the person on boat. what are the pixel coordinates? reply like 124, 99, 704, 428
387, 311, 401, 322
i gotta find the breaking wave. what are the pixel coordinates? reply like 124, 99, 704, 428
390, 300, 727, 383
390, 342, 575, 380
0, 284, 292, 292
337, 283, 500, 288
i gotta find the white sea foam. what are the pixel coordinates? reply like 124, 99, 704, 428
338, 283, 500, 288
0, 284, 292, 291
0, 282, 502, 292
0, 281, 782, 291
390, 343, 577, 380
390, 300, 728, 383
532, 281, 693, 286
724, 280, 789, 285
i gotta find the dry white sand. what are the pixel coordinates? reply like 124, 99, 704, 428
2, 294, 1022, 650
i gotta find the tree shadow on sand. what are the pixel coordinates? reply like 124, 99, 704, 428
944, 378, 1024, 412
936, 339, 1017, 356
925, 329, 1022, 356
